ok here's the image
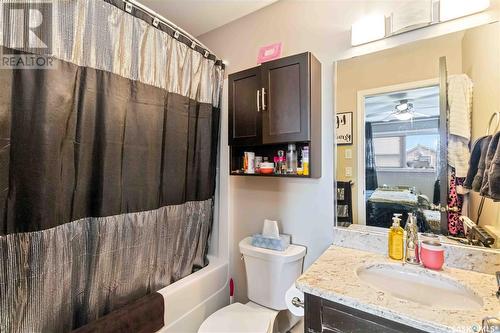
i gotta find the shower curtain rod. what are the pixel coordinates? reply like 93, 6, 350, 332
126, 0, 221, 62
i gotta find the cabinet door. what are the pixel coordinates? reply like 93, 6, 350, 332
228, 67, 262, 146
261, 52, 310, 144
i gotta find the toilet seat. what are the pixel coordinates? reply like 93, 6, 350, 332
198, 302, 277, 333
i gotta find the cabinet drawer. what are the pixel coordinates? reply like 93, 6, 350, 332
322, 304, 412, 333
305, 294, 426, 333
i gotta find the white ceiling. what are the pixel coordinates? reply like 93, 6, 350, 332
137, 0, 278, 37
365, 86, 440, 122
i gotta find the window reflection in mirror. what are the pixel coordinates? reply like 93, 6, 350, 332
335, 22, 500, 249
364, 86, 441, 233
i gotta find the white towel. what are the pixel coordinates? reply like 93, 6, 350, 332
447, 74, 473, 177
448, 136, 470, 177
448, 74, 473, 140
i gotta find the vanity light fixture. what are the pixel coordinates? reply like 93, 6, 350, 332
439, 0, 490, 22
351, 14, 386, 46
351, 0, 490, 46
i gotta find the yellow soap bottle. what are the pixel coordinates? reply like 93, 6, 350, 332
388, 215, 404, 260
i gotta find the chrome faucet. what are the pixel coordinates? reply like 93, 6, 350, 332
404, 213, 420, 265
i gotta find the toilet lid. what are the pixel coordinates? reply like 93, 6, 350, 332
198, 303, 274, 333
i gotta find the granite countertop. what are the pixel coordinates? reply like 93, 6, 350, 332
296, 245, 500, 333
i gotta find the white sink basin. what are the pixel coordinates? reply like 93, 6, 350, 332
356, 263, 483, 310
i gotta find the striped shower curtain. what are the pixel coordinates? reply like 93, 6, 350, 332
0, 1, 224, 331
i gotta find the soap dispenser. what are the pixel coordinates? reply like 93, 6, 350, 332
404, 213, 420, 265
388, 214, 404, 260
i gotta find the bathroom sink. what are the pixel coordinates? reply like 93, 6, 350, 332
356, 263, 483, 310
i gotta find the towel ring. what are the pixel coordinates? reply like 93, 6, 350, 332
486, 112, 500, 135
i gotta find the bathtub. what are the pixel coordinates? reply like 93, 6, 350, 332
156, 256, 229, 333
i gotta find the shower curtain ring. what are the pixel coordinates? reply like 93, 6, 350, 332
152, 18, 160, 27
124, 2, 133, 13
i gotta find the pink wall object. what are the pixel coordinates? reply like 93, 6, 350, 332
257, 42, 283, 64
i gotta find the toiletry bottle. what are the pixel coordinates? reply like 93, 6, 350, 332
302, 146, 309, 176
388, 214, 404, 260
277, 150, 285, 174
274, 156, 280, 175
243, 153, 248, 173
286, 143, 298, 174
244, 152, 255, 174
404, 213, 420, 264
255, 156, 262, 173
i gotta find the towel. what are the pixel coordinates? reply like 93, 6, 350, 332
448, 74, 473, 140
448, 136, 471, 177
447, 74, 473, 177
72, 292, 165, 333
480, 131, 500, 200
464, 135, 491, 190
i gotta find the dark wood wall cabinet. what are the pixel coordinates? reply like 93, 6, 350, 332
305, 294, 426, 333
228, 52, 321, 178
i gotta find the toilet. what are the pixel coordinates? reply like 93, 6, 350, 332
198, 237, 306, 333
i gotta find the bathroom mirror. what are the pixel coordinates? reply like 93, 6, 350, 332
334, 21, 500, 249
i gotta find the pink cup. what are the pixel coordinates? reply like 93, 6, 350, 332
420, 240, 444, 270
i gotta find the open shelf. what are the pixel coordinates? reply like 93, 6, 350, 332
230, 172, 311, 178
230, 141, 319, 178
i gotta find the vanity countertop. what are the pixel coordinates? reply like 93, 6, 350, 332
296, 245, 500, 333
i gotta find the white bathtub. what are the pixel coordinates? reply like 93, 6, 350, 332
156, 255, 229, 333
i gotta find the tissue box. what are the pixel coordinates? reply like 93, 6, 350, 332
251, 233, 291, 251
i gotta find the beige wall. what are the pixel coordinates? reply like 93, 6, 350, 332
336, 32, 464, 224
462, 23, 500, 229
199, 0, 499, 302
200, 1, 340, 303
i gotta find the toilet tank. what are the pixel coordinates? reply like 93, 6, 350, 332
239, 237, 306, 310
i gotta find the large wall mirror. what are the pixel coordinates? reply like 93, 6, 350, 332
335, 21, 500, 249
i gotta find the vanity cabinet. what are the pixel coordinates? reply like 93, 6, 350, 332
228, 52, 320, 146
305, 294, 426, 333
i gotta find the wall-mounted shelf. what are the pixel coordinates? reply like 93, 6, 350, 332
228, 52, 322, 178
230, 142, 317, 178
230, 173, 308, 178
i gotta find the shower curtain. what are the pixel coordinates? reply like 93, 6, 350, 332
0, 1, 224, 332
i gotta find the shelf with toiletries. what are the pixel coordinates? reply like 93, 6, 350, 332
230, 141, 320, 178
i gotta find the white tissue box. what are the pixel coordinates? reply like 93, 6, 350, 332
251, 233, 291, 251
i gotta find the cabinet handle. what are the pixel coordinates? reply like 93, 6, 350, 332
257, 90, 261, 112
261, 88, 266, 110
